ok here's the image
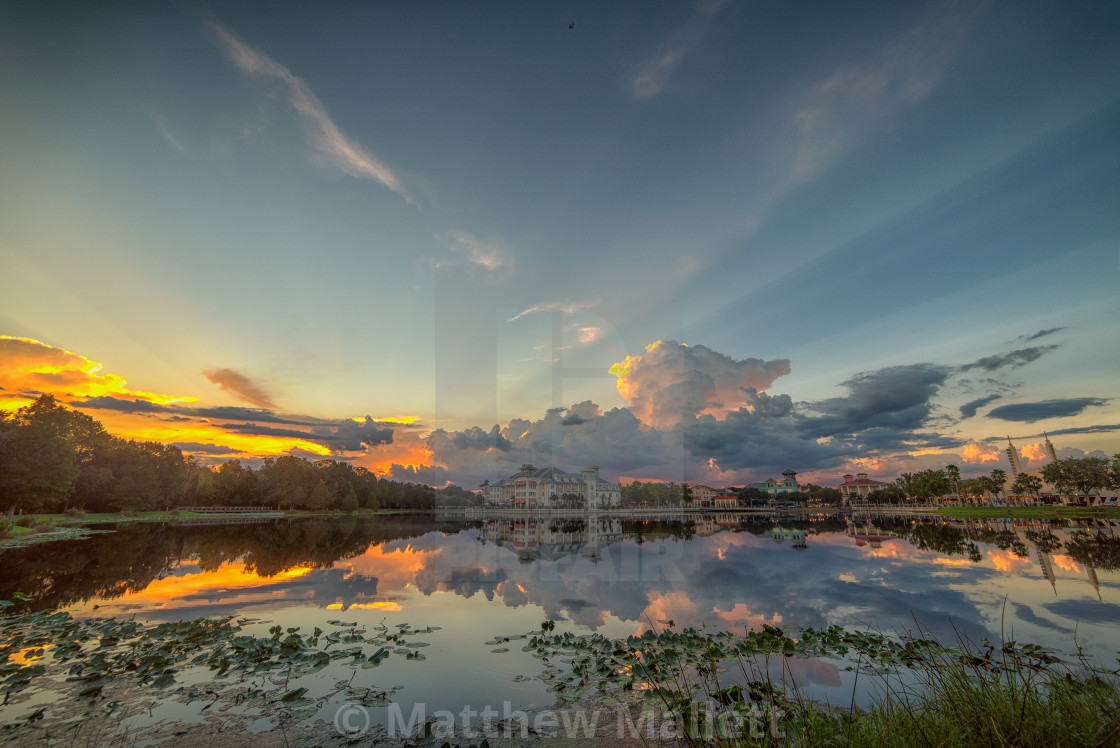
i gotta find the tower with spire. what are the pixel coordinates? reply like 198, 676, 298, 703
1006, 437, 1022, 476
1043, 431, 1059, 463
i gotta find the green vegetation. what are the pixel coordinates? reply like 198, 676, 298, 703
520, 621, 1120, 747
935, 505, 1120, 519
1043, 456, 1117, 500
0, 395, 447, 517
622, 480, 692, 505
0, 597, 433, 742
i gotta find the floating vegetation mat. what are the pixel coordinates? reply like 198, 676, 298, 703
0, 595, 435, 745
496, 619, 1120, 747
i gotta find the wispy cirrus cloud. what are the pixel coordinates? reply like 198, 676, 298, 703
209, 22, 408, 199
202, 368, 276, 409
507, 299, 600, 323
789, 0, 983, 181
631, 0, 728, 98
435, 230, 512, 273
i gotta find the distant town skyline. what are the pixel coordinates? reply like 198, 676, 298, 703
2, 2, 1118, 488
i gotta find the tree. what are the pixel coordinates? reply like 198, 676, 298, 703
945, 464, 961, 498
989, 469, 1007, 501
0, 407, 79, 515
1011, 473, 1042, 501
681, 483, 693, 504
1043, 457, 1113, 501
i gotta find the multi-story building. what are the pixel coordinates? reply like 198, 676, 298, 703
691, 485, 717, 504
837, 473, 890, 499
746, 470, 800, 498
484, 464, 622, 507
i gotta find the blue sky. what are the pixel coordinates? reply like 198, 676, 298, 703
1, 0, 1117, 487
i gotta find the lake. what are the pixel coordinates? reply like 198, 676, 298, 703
1, 512, 1118, 744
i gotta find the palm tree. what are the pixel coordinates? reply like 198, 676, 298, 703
1012, 473, 1042, 504
989, 469, 1007, 503
946, 464, 961, 499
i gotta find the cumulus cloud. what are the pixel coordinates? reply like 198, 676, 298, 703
203, 368, 276, 408
961, 443, 1001, 463
987, 398, 1109, 423
209, 22, 407, 198
959, 345, 1061, 373
960, 394, 1002, 418
610, 341, 791, 429
406, 356, 961, 489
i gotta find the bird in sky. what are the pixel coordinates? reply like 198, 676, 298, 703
569, 22, 575, 30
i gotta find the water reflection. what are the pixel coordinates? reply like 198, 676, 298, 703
2, 514, 1117, 664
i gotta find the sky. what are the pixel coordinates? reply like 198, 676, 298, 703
1, 0, 1118, 489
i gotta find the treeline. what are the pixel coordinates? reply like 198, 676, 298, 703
620, 481, 843, 506
732, 484, 843, 505
0, 395, 455, 515
874, 460, 1120, 504
621, 481, 691, 505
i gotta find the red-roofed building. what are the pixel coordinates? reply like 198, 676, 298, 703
837, 473, 890, 499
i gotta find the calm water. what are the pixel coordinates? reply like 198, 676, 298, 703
2, 513, 1118, 737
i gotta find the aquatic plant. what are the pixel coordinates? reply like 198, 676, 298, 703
0, 597, 434, 741
514, 620, 1120, 747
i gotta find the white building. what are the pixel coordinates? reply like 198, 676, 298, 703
484, 464, 622, 507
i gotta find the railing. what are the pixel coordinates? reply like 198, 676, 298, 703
174, 506, 283, 514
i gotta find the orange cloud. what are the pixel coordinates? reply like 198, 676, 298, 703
1050, 554, 1083, 574
1020, 443, 1047, 461
961, 443, 1001, 463
0, 336, 195, 410
77, 560, 312, 613
987, 549, 1031, 573
355, 429, 433, 477
203, 368, 275, 408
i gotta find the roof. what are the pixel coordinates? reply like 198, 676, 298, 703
492, 466, 619, 488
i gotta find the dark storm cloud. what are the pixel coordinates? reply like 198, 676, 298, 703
1043, 599, 1120, 625
333, 416, 394, 449
74, 396, 323, 426
959, 394, 1002, 418
1040, 423, 1120, 436
959, 345, 1061, 373
798, 364, 951, 437
216, 422, 317, 439
171, 442, 246, 455
74, 396, 394, 453
449, 425, 511, 452
987, 398, 1109, 423
1021, 328, 1065, 342
389, 463, 450, 485
1010, 602, 1072, 635
74, 395, 166, 413
217, 419, 393, 450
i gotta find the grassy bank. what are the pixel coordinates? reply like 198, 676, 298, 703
935, 505, 1120, 520
0, 507, 439, 549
